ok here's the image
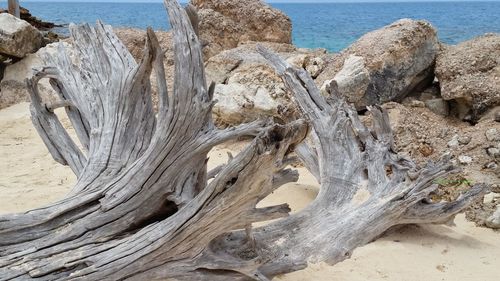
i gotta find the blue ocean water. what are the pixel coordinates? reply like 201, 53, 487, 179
2, 1, 500, 52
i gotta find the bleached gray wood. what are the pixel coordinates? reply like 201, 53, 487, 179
227, 46, 487, 278
0, 0, 487, 280
0, 1, 305, 280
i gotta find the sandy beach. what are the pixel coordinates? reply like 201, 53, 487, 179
1, 102, 498, 280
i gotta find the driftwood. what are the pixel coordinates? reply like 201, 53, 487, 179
7, 0, 20, 18
0, 0, 487, 280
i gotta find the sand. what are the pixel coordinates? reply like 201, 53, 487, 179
1, 102, 499, 280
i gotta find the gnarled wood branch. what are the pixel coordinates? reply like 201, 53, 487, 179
0, 0, 487, 280
207, 46, 488, 278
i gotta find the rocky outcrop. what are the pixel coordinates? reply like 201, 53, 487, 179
373, 102, 499, 184
435, 34, 500, 121
191, 0, 292, 59
0, 7, 59, 31
0, 13, 43, 58
317, 19, 439, 108
205, 42, 326, 125
0, 42, 76, 109
369, 102, 499, 230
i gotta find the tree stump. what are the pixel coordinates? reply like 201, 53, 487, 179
0, 1, 486, 280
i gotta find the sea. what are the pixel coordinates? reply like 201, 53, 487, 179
4, 1, 500, 52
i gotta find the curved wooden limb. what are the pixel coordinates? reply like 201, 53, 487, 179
0, 121, 307, 280
215, 45, 489, 279
0, 0, 488, 280
27, 73, 87, 176
0, 1, 307, 280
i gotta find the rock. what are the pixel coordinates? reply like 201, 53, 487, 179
0, 42, 76, 109
374, 102, 498, 186
485, 162, 498, 170
191, 0, 292, 59
487, 147, 500, 158
0, 13, 43, 58
403, 98, 425, 108
212, 83, 285, 125
418, 143, 434, 157
485, 128, 500, 142
458, 155, 473, 165
457, 135, 471, 145
483, 193, 499, 204
321, 55, 370, 103
0, 7, 60, 31
435, 34, 500, 121
447, 135, 459, 148
205, 42, 324, 125
317, 19, 438, 108
485, 207, 500, 229
425, 98, 449, 116
305, 56, 326, 78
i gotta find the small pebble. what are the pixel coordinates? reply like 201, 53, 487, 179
407, 100, 425, 108
486, 128, 499, 142
458, 136, 471, 145
442, 150, 451, 157
485, 162, 498, 170
483, 193, 498, 204
485, 207, 500, 229
419, 144, 434, 157
458, 155, 472, 165
487, 147, 500, 157
447, 135, 459, 148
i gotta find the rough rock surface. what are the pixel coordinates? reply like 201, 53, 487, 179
435, 34, 500, 122
0, 7, 59, 31
191, 0, 292, 59
317, 19, 439, 108
380, 103, 499, 181
0, 13, 43, 58
205, 42, 326, 125
114, 28, 175, 107
0, 42, 76, 109
485, 206, 500, 229
363, 102, 499, 229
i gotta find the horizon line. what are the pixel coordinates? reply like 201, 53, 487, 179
12, 0, 500, 3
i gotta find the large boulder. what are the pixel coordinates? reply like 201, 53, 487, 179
316, 19, 439, 108
0, 13, 43, 58
435, 34, 500, 121
0, 42, 77, 109
191, 0, 292, 59
205, 42, 327, 126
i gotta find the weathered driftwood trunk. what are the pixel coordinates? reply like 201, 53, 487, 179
0, 0, 486, 280
7, 0, 20, 18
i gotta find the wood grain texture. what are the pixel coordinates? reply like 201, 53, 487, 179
0, 0, 487, 280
